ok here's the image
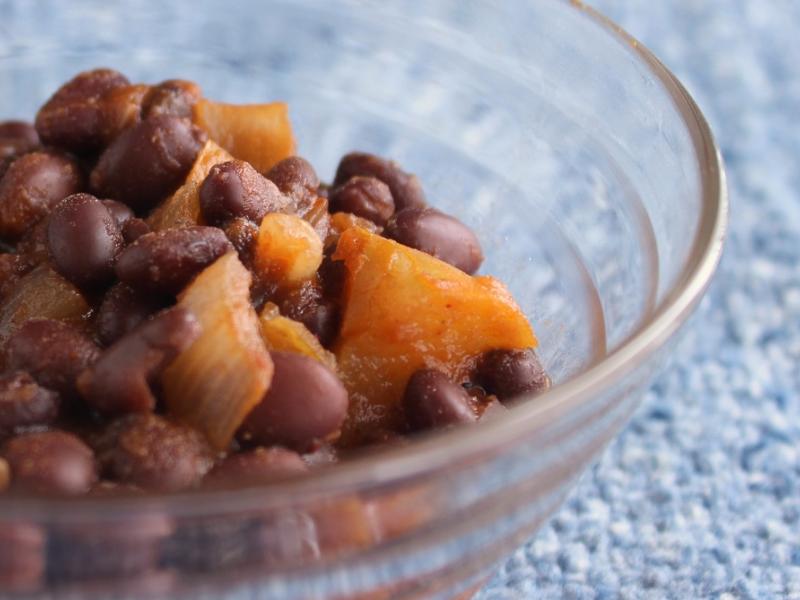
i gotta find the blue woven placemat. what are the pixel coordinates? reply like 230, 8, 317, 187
478, 1, 800, 598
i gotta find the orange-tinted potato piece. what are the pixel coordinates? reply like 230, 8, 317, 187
253, 213, 323, 290
162, 252, 273, 449
0, 265, 90, 349
192, 99, 295, 174
326, 212, 381, 248
146, 140, 233, 231
332, 227, 536, 445
258, 303, 337, 371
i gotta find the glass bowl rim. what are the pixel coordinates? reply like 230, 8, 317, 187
0, 0, 728, 519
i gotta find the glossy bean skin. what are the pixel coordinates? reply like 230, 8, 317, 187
266, 156, 319, 207
0, 121, 39, 147
1, 430, 97, 495
5, 319, 101, 400
115, 226, 232, 295
90, 115, 206, 213
329, 176, 394, 226
121, 217, 151, 244
0, 371, 60, 435
0, 121, 39, 161
78, 307, 201, 415
239, 351, 349, 452
200, 160, 291, 225
475, 348, 551, 401
334, 152, 426, 211
47, 193, 124, 289
101, 199, 134, 229
222, 217, 259, 266
279, 282, 340, 348
402, 369, 476, 432
94, 282, 166, 346
204, 447, 307, 488
384, 206, 484, 274
35, 68, 130, 154
97, 413, 213, 492
0, 151, 83, 240
141, 79, 202, 119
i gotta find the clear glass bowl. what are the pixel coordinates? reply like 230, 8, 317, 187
0, 1, 727, 598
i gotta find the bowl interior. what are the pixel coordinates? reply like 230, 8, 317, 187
0, 0, 707, 388
0, 2, 726, 597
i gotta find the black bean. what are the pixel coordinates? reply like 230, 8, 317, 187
475, 348, 551, 401
5, 319, 101, 400
0, 151, 83, 240
35, 68, 130, 154
1, 430, 97, 495
115, 226, 232, 295
0, 371, 59, 434
101, 198, 134, 229
78, 307, 201, 415
298, 195, 332, 242
318, 251, 347, 300
239, 351, 348, 452
279, 282, 340, 347
0, 253, 29, 299
266, 156, 319, 206
90, 115, 206, 213
97, 414, 213, 492
0, 121, 39, 147
13, 219, 49, 269
222, 217, 259, 266
334, 152, 426, 211
94, 282, 167, 346
0, 156, 12, 180
329, 176, 395, 226
199, 159, 291, 225
47, 193, 124, 289
121, 217, 151, 244
205, 447, 307, 488
97, 83, 150, 144
0, 121, 40, 161
0, 143, 22, 164
384, 206, 484, 274
141, 79, 202, 119
402, 369, 476, 432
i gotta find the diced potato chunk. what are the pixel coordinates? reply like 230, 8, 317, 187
254, 213, 323, 289
332, 227, 536, 445
258, 303, 337, 371
326, 212, 381, 248
0, 265, 90, 348
163, 252, 273, 449
192, 100, 295, 173
147, 140, 233, 231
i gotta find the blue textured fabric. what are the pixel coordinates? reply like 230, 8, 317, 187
479, 2, 800, 598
